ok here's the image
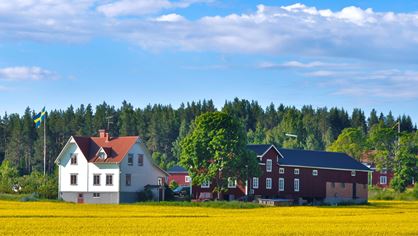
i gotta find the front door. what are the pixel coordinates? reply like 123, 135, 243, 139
77, 193, 84, 203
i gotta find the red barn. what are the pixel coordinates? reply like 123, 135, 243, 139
192, 144, 371, 204
167, 166, 191, 187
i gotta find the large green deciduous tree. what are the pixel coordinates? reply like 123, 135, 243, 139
327, 128, 366, 160
179, 112, 259, 200
391, 133, 418, 192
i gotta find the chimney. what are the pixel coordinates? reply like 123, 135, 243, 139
98, 129, 110, 142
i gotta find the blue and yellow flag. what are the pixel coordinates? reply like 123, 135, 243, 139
33, 107, 46, 128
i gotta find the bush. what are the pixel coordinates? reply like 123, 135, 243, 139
169, 180, 179, 190
138, 189, 154, 201
413, 184, 418, 199
20, 193, 39, 202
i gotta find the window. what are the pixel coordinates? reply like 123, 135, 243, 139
312, 170, 318, 176
351, 170, 356, 176
70, 174, 77, 185
126, 174, 131, 186
201, 180, 210, 188
266, 159, 272, 172
279, 178, 284, 191
380, 176, 387, 185
185, 176, 191, 183
294, 179, 300, 192
228, 178, 237, 188
266, 178, 272, 189
252, 177, 259, 189
98, 152, 105, 159
294, 169, 299, 175
106, 174, 113, 186
138, 154, 144, 166
128, 154, 133, 166
93, 174, 101, 186
341, 182, 345, 188
279, 168, 284, 174
93, 193, 100, 198
157, 177, 163, 186
70, 153, 77, 165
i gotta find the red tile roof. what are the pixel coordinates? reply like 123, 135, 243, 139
73, 135, 138, 163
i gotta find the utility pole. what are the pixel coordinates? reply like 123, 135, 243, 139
43, 113, 47, 175
106, 116, 113, 131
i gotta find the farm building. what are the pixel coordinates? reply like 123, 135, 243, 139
167, 166, 191, 187
55, 129, 168, 204
192, 144, 371, 204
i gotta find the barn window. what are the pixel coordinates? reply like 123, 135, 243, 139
93, 193, 100, 198
312, 170, 318, 176
252, 177, 259, 189
266, 159, 272, 172
294, 169, 299, 175
266, 178, 272, 189
351, 171, 356, 176
70, 153, 77, 165
126, 174, 131, 186
201, 180, 210, 188
128, 154, 133, 166
380, 176, 387, 185
279, 178, 284, 191
137, 154, 144, 166
279, 168, 285, 174
70, 174, 77, 185
93, 174, 101, 186
106, 174, 113, 185
294, 179, 300, 192
228, 178, 237, 188
185, 176, 191, 183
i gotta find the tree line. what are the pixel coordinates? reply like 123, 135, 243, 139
0, 98, 416, 177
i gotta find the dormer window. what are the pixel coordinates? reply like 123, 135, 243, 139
98, 152, 106, 160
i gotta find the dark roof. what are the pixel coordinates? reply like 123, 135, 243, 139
247, 144, 273, 156
167, 165, 188, 173
277, 148, 371, 172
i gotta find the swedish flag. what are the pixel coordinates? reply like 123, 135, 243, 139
33, 107, 46, 128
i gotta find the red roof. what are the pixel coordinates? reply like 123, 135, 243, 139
73, 136, 138, 163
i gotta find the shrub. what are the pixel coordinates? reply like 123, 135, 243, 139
138, 189, 154, 201
413, 184, 418, 199
169, 180, 179, 190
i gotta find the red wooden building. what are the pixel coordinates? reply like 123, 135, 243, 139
192, 144, 371, 204
167, 166, 191, 187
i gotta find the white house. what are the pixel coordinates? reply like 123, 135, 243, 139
55, 129, 168, 204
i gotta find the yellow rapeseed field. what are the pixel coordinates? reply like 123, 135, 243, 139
0, 200, 417, 235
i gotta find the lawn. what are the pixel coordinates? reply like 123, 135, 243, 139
0, 200, 417, 235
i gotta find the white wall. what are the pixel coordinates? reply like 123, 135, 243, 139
119, 141, 167, 192
58, 137, 120, 193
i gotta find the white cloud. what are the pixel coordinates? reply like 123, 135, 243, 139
154, 13, 185, 22
259, 60, 349, 69
0, 66, 57, 81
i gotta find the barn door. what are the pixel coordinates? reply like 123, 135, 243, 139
77, 193, 84, 203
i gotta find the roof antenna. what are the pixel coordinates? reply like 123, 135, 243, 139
106, 116, 113, 131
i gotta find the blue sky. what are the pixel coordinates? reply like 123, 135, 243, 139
0, 0, 418, 123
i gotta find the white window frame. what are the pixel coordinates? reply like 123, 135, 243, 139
228, 178, 237, 188
351, 170, 356, 176
70, 174, 77, 186
294, 169, 300, 175
106, 174, 113, 186
93, 193, 100, 198
279, 178, 284, 191
93, 174, 101, 186
266, 159, 272, 172
201, 180, 210, 188
157, 177, 163, 186
127, 154, 134, 166
70, 153, 77, 165
380, 176, 387, 185
279, 168, 284, 174
185, 176, 191, 183
252, 177, 259, 189
312, 170, 318, 176
294, 178, 300, 192
266, 178, 272, 189
137, 154, 144, 166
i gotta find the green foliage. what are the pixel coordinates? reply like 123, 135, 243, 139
391, 133, 417, 192
169, 180, 179, 190
327, 128, 366, 160
179, 112, 259, 198
0, 160, 19, 193
136, 200, 263, 209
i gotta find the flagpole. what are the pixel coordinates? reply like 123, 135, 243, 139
43, 112, 46, 176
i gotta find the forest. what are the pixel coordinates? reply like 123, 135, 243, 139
0, 98, 416, 183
